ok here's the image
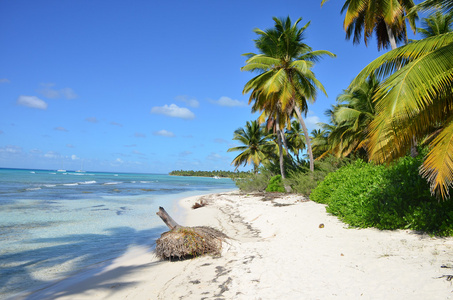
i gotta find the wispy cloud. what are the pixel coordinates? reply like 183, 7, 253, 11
210, 96, 246, 107
54, 126, 68, 132
304, 111, 323, 131
44, 151, 60, 159
0, 78, 10, 84
175, 95, 199, 108
0, 130, 3, 134
71, 154, 79, 160
66, 144, 75, 148
0, 145, 22, 154
150, 104, 195, 120
39, 84, 77, 99
153, 129, 175, 137
124, 144, 137, 147
110, 121, 123, 127
179, 151, 192, 157
214, 138, 229, 144
132, 150, 145, 156
134, 132, 146, 138
85, 117, 98, 123
17, 95, 48, 110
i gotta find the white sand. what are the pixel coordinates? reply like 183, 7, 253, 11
20, 191, 453, 299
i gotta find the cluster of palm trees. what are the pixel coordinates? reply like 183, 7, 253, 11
229, 0, 453, 199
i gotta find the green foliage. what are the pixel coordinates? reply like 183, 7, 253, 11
311, 157, 453, 236
286, 156, 352, 196
233, 171, 271, 193
169, 170, 245, 178
266, 175, 285, 192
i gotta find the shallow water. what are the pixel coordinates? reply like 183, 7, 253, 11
0, 168, 236, 298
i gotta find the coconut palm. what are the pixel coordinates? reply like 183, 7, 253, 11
327, 75, 379, 159
311, 127, 331, 159
417, 11, 453, 38
227, 120, 272, 174
242, 16, 335, 174
286, 120, 306, 164
349, 18, 453, 198
321, 0, 417, 50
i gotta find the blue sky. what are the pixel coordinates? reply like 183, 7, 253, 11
0, 0, 421, 173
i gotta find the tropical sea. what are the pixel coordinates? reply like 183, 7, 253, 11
0, 168, 237, 299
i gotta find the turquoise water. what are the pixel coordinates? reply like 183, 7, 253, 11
0, 168, 237, 298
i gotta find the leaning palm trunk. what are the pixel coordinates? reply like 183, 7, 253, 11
294, 106, 314, 172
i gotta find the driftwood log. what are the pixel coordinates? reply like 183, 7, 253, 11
155, 207, 227, 260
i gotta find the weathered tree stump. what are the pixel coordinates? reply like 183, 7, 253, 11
155, 206, 227, 260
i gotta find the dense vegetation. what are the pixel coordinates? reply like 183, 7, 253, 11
169, 170, 246, 178
228, 1, 453, 236
310, 157, 453, 236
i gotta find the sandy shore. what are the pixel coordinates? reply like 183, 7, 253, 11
20, 191, 453, 299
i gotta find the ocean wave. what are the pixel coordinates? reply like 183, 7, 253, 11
43, 184, 57, 188
63, 183, 79, 186
103, 182, 122, 185
79, 181, 96, 185
26, 187, 41, 191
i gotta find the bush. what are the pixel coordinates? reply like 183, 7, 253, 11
310, 157, 453, 236
233, 171, 271, 192
287, 156, 352, 196
266, 175, 286, 192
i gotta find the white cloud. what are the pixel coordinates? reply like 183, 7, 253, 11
66, 144, 75, 148
207, 152, 222, 161
85, 117, 98, 123
17, 95, 48, 110
0, 78, 10, 84
150, 104, 195, 120
304, 112, 322, 130
44, 151, 59, 159
153, 129, 175, 137
0, 145, 22, 154
71, 154, 79, 160
54, 126, 68, 132
116, 158, 123, 163
110, 121, 123, 127
39, 84, 77, 99
175, 95, 200, 108
211, 96, 246, 107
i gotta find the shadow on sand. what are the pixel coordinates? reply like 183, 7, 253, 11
1, 226, 166, 299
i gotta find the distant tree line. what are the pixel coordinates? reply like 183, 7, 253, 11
169, 170, 248, 178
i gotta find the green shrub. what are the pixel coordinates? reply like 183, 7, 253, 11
233, 171, 271, 192
287, 156, 352, 196
266, 175, 286, 192
310, 157, 453, 236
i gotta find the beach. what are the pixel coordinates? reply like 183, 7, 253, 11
20, 191, 453, 299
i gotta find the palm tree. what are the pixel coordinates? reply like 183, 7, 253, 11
349, 3, 453, 198
310, 128, 331, 159
321, 0, 417, 50
227, 120, 272, 174
242, 16, 335, 174
286, 120, 306, 164
417, 11, 453, 38
327, 75, 379, 159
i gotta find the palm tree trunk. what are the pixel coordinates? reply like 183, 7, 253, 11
279, 130, 291, 159
275, 120, 286, 179
294, 106, 314, 172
